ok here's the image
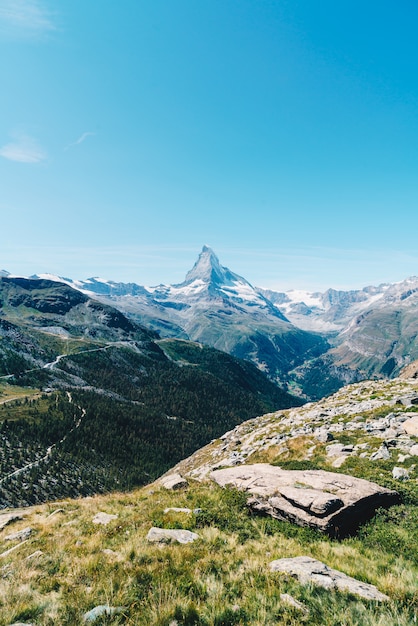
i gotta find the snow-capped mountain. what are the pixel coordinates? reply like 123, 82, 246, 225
33, 247, 328, 389
28, 247, 418, 399
259, 284, 392, 333
150, 245, 289, 320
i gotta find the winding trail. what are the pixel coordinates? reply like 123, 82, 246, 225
0, 392, 86, 486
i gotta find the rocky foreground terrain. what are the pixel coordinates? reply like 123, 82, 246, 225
0, 368, 418, 624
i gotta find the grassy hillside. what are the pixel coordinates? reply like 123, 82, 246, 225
0, 375, 417, 624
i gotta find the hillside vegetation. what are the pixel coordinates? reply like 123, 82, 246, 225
0, 373, 418, 625
0, 277, 299, 506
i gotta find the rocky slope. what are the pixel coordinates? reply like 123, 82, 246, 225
0, 370, 418, 624
166, 371, 418, 486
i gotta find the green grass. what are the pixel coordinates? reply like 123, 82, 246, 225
0, 479, 417, 625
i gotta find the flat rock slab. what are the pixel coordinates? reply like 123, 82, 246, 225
92, 512, 118, 525
146, 527, 199, 544
4, 527, 33, 542
270, 556, 389, 601
210, 463, 399, 537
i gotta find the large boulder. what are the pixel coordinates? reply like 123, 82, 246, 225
210, 463, 399, 537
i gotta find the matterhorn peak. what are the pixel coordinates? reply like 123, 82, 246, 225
183, 245, 232, 286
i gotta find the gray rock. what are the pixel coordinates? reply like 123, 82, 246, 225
326, 443, 346, 457
392, 467, 410, 480
163, 507, 202, 515
314, 428, 333, 443
92, 512, 118, 525
83, 605, 126, 622
26, 550, 43, 560
370, 445, 391, 461
5, 527, 33, 542
270, 556, 389, 601
280, 593, 309, 613
159, 473, 188, 490
409, 444, 418, 456
210, 463, 399, 537
403, 416, 418, 436
146, 527, 199, 544
0, 513, 24, 531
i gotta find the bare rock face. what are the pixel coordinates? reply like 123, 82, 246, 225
210, 463, 399, 537
270, 556, 389, 601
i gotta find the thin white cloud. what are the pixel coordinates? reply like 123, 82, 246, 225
0, 133, 47, 163
0, 0, 55, 37
65, 132, 95, 151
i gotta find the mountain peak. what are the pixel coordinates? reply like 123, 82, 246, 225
183, 246, 230, 286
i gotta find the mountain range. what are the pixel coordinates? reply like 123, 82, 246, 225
0, 251, 417, 624
0, 274, 298, 507
17, 245, 417, 401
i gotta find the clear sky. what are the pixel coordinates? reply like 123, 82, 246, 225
1, 0, 418, 291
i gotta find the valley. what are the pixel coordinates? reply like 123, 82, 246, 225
29, 246, 418, 400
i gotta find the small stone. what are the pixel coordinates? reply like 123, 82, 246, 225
83, 605, 125, 622
46, 508, 65, 518
409, 444, 418, 456
326, 443, 345, 457
392, 467, 410, 480
5, 527, 33, 542
370, 445, 391, 461
92, 512, 118, 525
102, 549, 121, 558
313, 428, 333, 443
26, 550, 43, 560
397, 454, 410, 463
146, 527, 199, 544
159, 473, 188, 490
280, 593, 309, 613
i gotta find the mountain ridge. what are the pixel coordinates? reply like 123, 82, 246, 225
5, 246, 418, 399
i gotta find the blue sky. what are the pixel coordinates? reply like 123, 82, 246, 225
1, 0, 418, 291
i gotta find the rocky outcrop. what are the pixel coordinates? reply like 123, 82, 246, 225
210, 464, 399, 537
270, 556, 389, 601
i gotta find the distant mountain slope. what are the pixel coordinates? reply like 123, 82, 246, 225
264, 277, 418, 396
259, 284, 391, 332
0, 276, 300, 507
24, 251, 418, 400
40, 247, 329, 393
